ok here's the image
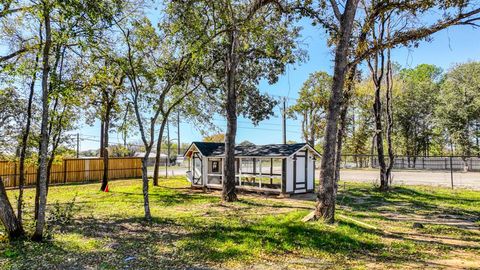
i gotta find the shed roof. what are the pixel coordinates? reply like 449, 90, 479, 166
185, 142, 320, 158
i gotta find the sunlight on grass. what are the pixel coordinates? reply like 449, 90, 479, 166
1, 177, 479, 269
55, 233, 105, 252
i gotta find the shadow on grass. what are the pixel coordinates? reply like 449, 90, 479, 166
109, 188, 219, 207
1, 216, 215, 270
336, 185, 480, 219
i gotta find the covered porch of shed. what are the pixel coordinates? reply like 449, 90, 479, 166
194, 156, 285, 194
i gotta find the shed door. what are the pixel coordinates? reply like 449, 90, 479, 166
294, 151, 307, 192
192, 152, 203, 185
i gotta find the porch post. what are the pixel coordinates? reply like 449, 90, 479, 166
238, 157, 242, 186
259, 159, 262, 188
270, 158, 273, 184
221, 158, 224, 186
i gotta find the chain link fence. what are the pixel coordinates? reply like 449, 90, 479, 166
340, 154, 480, 171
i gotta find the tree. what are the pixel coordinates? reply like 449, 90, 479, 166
114, 14, 203, 219
0, 177, 24, 239
366, 12, 395, 191
32, 0, 53, 241
32, 0, 127, 241
301, 0, 480, 223
396, 64, 442, 160
170, 0, 301, 202
436, 62, 480, 169
238, 140, 255, 146
203, 133, 225, 143
0, 88, 26, 239
85, 58, 126, 191
289, 71, 331, 146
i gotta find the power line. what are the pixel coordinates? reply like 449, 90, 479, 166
211, 118, 302, 128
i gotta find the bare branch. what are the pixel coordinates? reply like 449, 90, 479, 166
329, 0, 341, 22
351, 8, 480, 67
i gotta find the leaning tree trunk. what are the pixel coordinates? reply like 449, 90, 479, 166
334, 67, 357, 187
32, 4, 51, 241
222, 28, 239, 202
17, 49, 39, 225
0, 177, 24, 239
153, 119, 168, 186
314, 0, 359, 223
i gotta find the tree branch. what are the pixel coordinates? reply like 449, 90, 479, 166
329, 0, 341, 22
351, 8, 480, 67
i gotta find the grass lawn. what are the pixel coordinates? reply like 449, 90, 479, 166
1, 178, 479, 269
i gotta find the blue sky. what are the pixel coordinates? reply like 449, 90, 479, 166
74, 18, 480, 151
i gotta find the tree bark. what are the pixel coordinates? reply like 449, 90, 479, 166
385, 47, 394, 186
334, 67, 357, 186
373, 82, 388, 190
0, 177, 24, 239
101, 101, 111, 191
222, 28, 239, 202
100, 119, 105, 158
153, 119, 167, 186
141, 155, 151, 219
314, 0, 359, 223
32, 3, 51, 241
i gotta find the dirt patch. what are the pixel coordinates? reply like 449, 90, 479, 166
429, 250, 480, 269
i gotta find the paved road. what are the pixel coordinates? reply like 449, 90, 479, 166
339, 169, 480, 190
148, 166, 480, 190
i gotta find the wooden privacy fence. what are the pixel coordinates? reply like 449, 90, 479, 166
0, 157, 142, 188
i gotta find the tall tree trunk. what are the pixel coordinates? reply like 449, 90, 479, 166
100, 119, 105, 158
385, 47, 394, 185
373, 83, 388, 190
141, 154, 151, 220
17, 46, 40, 225
308, 111, 315, 146
222, 28, 239, 202
0, 177, 24, 239
334, 104, 348, 190
314, 0, 359, 223
153, 119, 167, 186
334, 67, 357, 186
101, 103, 111, 191
32, 3, 51, 241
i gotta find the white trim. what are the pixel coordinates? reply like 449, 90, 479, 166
184, 144, 203, 158
288, 144, 321, 158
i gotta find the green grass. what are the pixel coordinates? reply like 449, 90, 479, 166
1, 178, 480, 269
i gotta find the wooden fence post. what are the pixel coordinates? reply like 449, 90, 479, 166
14, 162, 18, 187
63, 159, 67, 184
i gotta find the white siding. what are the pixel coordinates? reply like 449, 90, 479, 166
307, 152, 314, 190
202, 156, 208, 186
286, 157, 294, 193
295, 154, 306, 192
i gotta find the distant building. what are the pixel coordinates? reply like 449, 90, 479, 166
133, 152, 169, 166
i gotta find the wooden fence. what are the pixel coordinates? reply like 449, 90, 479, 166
0, 157, 142, 188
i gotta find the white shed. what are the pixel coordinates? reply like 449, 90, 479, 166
184, 142, 320, 195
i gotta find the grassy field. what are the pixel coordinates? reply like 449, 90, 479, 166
1, 178, 479, 269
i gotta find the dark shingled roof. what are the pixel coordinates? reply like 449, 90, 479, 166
188, 142, 314, 157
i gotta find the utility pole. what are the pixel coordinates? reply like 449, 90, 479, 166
76, 133, 80, 158
282, 97, 287, 144
177, 111, 180, 156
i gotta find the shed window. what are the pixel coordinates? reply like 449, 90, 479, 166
211, 161, 219, 173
